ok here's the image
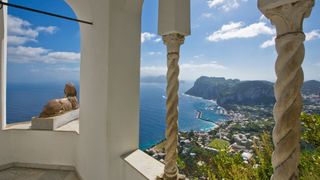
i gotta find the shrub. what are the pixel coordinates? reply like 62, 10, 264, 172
208, 138, 230, 150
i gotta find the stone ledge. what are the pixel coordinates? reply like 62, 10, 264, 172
32, 109, 79, 130
124, 149, 164, 180
4, 119, 79, 134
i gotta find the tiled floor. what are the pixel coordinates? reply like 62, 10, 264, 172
0, 167, 79, 180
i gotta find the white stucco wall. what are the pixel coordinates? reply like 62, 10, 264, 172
10, 130, 77, 166
0, 0, 146, 179
0, 131, 11, 166
66, 1, 110, 179
0, 1, 11, 167
73, 0, 144, 179
104, 0, 143, 179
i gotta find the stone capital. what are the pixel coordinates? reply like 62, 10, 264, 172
258, 0, 314, 36
163, 33, 185, 53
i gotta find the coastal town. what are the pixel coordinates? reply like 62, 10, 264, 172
146, 104, 274, 163
145, 91, 320, 177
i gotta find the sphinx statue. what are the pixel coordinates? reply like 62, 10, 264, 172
39, 83, 79, 118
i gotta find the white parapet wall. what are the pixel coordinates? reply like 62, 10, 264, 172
0, 131, 11, 167
9, 130, 78, 168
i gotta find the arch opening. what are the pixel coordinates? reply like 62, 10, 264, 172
139, 0, 320, 179
1, 0, 81, 132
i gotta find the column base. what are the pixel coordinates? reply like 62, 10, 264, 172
156, 173, 186, 180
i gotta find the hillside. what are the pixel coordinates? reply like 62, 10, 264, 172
217, 81, 275, 107
185, 76, 240, 100
186, 76, 320, 108
302, 80, 320, 95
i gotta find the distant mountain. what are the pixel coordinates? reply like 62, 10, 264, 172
185, 76, 240, 100
141, 75, 185, 83
217, 81, 275, 107
302, 80, 320, 95
186, 76, 320, 108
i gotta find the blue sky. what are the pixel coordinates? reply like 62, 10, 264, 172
141, 0, 320, 81
7, 0, 80, 83
6, 0, 320, 83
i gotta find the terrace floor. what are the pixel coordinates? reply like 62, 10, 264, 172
4, 119, 79, 134
0, 167, 79, 180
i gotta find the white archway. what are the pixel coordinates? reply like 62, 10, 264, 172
0, 0, 149, 179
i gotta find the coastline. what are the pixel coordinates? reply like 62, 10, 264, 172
182, 93, 216, 103
141, 93, 231, 150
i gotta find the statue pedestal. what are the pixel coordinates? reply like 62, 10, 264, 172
31, 109, 79, 130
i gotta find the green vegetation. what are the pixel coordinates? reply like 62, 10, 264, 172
177, 114, 320, 179
229, 120, 274, 135
200, 132, 272, 179
252, 132, 273, 179
208, 139, 230, 150
300, 149, 320, 179
300, 113, 320, 179
301, 113, 320, 148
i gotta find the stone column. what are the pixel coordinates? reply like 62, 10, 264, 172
258, 0, 314, 179
0, 1, 7, 129
158, 33, 185, 180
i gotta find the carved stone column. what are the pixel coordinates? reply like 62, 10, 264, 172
258, 0, 314, 179
158, 33, 185, 180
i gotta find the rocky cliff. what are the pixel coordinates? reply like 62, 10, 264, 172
185, 76, 240, 100
186, 76, 320, 108
217, 81, 275, 107
185, 76, 275, 108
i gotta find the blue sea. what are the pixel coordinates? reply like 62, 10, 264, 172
7, 82, 227, 150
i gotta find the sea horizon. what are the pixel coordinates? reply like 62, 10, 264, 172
6, 81, 228, 150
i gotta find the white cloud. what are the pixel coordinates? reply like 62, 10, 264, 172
154, 38, 162, 43
8, 46, 80, 64
141, 62, 227, 80
148, 51, 162, 56
47, 52, 80, 61
8, 46, 49, 60
207, 0, 248, 12
201, 13, 214, 19
8, 35, 36, 46
259, 15, 268, 22
141, 32, 157, 43
52, 67, 80, 73
260, 29, 320, 48
8, 15, 38, 38
306, 29, 320, 41
36, 26, 58, 34
260, 36, 276, 48
30, 66, 80, 73
208, 0, 225, 7
207, 21, 275, 42
193, 54, 204, 59
7, 15, 57, 46
6, 15, 79, 63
